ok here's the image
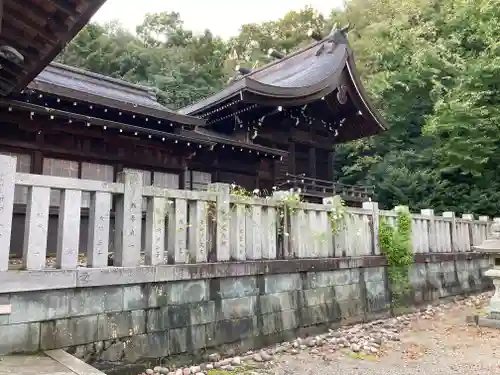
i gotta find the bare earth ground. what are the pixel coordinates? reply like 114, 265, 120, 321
258, 294, 499, 375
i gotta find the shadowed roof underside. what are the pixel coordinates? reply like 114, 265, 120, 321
0, 0, 108, 95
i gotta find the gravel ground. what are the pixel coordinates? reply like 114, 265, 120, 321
264, 294, 500, 375
142, 292, 499, 375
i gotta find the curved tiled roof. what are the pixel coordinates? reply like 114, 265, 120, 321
179, 28, 387, 132
28, 62, 204, 126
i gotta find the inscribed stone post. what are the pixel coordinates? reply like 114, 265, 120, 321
208, 183, 230, 261
56, 189, 82, 269
114, 169, 142, 267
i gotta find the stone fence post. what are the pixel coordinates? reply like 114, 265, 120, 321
114, 169, 143, 267
0, 155, 16, 271
443, 211, 457, 252
462, 214, 474, 251
323, 195, 343, 257
479, 216, 490, 241
208, 183, 230, 261
421, 209, 436, 253
362, 201, 379, 255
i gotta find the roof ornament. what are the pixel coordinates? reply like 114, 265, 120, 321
235, 65, 252, 75
316, 23, 352, 56
268, 48, 284, 60
337, 85, 348, 105
307, 29, 323, 41
0, 45, 24, 67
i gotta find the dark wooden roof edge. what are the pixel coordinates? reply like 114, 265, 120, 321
28, 62, 205, 127
0, 98, 215, 145
15, 0, 109, 91
0, 99, 285, 158
181, 128, 288, 157
346, 54, 388, 131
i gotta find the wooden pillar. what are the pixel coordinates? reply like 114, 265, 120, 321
327, 151, 335, 181
33, 131, 44, 174
309, 147, 316, 179
288, 142, 296, 175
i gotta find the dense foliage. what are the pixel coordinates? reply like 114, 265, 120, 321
58, 0, 500, 215
379, 207, 413, 305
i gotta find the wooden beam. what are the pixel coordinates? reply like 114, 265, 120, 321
46, 0, 79, 17
0, 0, 4, 33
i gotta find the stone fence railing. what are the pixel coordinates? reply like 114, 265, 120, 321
0, 155, 492, 273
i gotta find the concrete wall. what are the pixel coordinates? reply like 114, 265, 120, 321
0, 253, 490, 361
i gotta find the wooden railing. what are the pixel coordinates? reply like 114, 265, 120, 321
0, 155, 492, 271
278, 173, 374, 202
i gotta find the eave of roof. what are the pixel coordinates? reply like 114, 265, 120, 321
28, 62, 205, 126
0, 98, 214, 146
0, 97, 285, 160
180, 127, 288, 157
0, 0, 108, 95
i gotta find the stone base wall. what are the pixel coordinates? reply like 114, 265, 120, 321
0, 253, 491, 362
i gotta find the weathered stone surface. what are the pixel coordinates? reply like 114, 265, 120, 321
190, 324, 208, 349
304, 269, 359, 289
70, 286, 123, 317
334, 283, 361, 302
0, 270, 78, 294
300, 287, 336, 307
0, 322, 40, 354
0, 255, 491, 359
300, 303, 341, 326
260, 291, 299, 314
167, 305, 191, 328
217, 277, 259, 299
10, 289, 72, 324
364, 267, 385, 283
166, 280, 209, 305
123, 285, 149, 311
213, 316, 258, 344
190, 301, 215, 325
126, 331, 170, 361
169, 327, 188, 354
40, 315, 98, 349
77, 267, 155, 288
218, 296, 257, 320
97, 310, 146, 341
261, 310, 298, 335
365, 281, 389, 312
264, 274, 301, 294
